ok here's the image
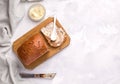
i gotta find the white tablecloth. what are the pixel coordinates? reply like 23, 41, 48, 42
8, 0, 120, 84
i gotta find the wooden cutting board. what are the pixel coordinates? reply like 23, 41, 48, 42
13, 17, 70, 69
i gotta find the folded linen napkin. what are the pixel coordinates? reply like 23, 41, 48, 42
0, 0, 33, 84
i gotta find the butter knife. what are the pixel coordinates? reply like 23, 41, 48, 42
21, 0, 42, 2
51, 15, 57, 41
20, 73, 56, 79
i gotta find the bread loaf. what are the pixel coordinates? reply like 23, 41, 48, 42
17, 33, 48, 66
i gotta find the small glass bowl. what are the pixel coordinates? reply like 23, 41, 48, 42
28, 4, 46, 22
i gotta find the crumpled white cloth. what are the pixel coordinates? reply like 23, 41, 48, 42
0, 0, 31, 84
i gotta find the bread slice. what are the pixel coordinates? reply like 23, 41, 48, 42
41, 22, 66, 47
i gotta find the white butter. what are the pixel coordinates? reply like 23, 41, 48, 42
28, 4, 45, 21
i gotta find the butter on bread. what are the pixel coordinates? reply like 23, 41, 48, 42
41, 22, 66, 47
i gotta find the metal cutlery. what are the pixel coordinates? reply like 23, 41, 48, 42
51, 15, 57, 41
21, 0, 42, 2
20, 73, 56, 79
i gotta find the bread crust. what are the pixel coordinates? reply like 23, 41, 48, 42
17, 33, 48, 65
41, 22, 66, 47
